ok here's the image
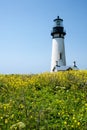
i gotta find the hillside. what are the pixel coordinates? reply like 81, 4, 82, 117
0, 71, 87, 130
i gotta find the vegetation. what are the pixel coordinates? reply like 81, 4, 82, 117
0, 71, 87, 130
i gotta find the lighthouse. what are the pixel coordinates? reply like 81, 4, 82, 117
51, 16, 66, 72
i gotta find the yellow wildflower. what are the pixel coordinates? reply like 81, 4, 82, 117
77, 122, 80, 126
64, 121, 67, 125
5, 119, 8, 124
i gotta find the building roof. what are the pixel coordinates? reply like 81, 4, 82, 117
57, 66, 79, 71
57, 66, 72, 71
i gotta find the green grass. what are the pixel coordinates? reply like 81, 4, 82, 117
0, 70, 87, 129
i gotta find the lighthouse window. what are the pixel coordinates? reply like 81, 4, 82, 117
60, 53, 62, 59
58, 53, 62, 59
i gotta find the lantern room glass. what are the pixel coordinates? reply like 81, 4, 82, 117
54, 19, 63, 27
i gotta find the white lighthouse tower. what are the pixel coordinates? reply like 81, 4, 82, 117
51, 16, 66, 72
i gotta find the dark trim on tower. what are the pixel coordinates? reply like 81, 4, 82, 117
51, 27, 66, 37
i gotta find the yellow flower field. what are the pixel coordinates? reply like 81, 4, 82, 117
0, 70, 87, 129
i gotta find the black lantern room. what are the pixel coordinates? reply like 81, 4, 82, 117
51, 16, 66, 38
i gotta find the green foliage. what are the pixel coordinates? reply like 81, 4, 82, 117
0, 71, 87, 129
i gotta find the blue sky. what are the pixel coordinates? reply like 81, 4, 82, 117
0, 0, 87, 74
